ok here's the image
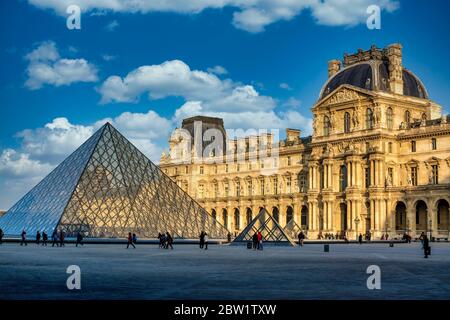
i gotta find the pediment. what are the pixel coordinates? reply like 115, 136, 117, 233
315, 84, 375, 108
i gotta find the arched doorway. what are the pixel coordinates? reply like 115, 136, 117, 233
286, 206, 294, 225
272, 207, 279, 223
340, 203, 348, 233
395, 202, 407, 232
415, 200, 428, 233
222, 209, 228, 230
234, 208, 240, 231
246, 208, 252, 226
437, 200, 450, 233
301, 206, 308, 229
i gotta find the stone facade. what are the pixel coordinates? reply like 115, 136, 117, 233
160, 44, 450, 240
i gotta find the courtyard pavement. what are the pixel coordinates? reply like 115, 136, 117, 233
0, 242, 449, 300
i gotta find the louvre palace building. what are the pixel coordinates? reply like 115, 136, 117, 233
160, 44, 450, 240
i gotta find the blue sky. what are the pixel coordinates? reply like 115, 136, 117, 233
0, 0, 449, 209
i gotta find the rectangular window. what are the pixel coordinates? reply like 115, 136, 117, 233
200, 166, 204, 175
224, 183, 229, 197
273, 178, 278, 195
214, 183, 219, 197
411, 141, 416, 153
365, 167, 370, 188
388, 142, 393, 153
185, 166, 189, 174
247, 180, 252, 196
260, 179, 265, 196
286, 176, 292, 193
287, 156, 292, 166
411, 167, 418, 186
225, 164, 229, 173
431, 138, 437, 150
236, 181, 241, 197
432, 165, 439, 184
237, 164, 240, 172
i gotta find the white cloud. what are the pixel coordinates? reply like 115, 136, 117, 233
282, 97, 301, 108
280, 83, 292, 90
105, 19, 120, 31
27, 0, 400, 32
0, 149, 53, 179
25, 41, 98, 90
207, 65, 228, 75
98, 59, 275, 112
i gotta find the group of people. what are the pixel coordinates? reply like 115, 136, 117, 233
6, 229, 85, 247
251, 231, 263, 250
199, 231, 209, 250
157, 232, 174, 249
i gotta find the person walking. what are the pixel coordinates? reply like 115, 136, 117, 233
157, 233, 164, 248
42, 231, 48, 246
419, 232, 425, 249
199, 231, 205, 249
0, 228, 4, 245
298, 231, 305, 246
166, 232, 174, 250
227, 232, 232, 243
257, 231, 263, 250
358, 233, 363, 245
132, 233, 137, 245
252, 233, 258, 250
59, 230, 65, 247
204, 233, 209, 250
36, 231, 41, 245
20, 230, 27, 246
51, 230, 59, 247
423, 235, 431, 259
127, 232, 135, 249
76, 232, 83, 247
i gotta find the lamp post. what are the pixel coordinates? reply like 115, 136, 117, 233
354, 217, 360, 241
429, 218, 433, 242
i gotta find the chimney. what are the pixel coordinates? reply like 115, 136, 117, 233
386, 43, 403, 95
328, 60, 341, 78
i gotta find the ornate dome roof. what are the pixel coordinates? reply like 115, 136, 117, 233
319, 61, 428, 100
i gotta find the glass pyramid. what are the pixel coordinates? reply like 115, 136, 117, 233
232, 209, 296, 246
283, 219, 304, 240
0, 123, 228, 239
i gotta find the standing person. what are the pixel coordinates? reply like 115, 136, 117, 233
419, 232, 425, 249
20, 230, 27, 246
157, 233, 163, 248
204, 233, 209, 250
199, 231, 205, 249
298, 231, 305, 246
132, 233, 137, 244
423, 234, 431, 258
257, 231, 263, 250
252, 233, 258, 250
127, 232, 135, 249
42, 231, 48, 246
358, 233, 363, 245
51, 230, 59, 247
59, 230, 65, 247
36, 231, 41, 245
0, 228, 4, 245
166, 232, 174, 250
76, 232, 83, 247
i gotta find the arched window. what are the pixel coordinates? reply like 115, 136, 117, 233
386, 107, 393, 129
344, 112, 351, 133
405, 110, 411, 125
366, 108, 374, 129
339, 165, 348, 192
234, 209, 240, 230
323, 116, 331, 136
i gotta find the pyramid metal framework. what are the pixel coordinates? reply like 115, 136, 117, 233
0, 123, 228, 239
232, 209, 296, 246
283, 219, 304, 240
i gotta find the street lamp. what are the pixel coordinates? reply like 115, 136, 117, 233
354, 217, 360, 241
429, 218, 433, 242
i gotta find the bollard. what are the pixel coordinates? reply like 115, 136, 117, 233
324, 244, 329, 252
247, 242, 252, 249
389, 242, 394, 248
